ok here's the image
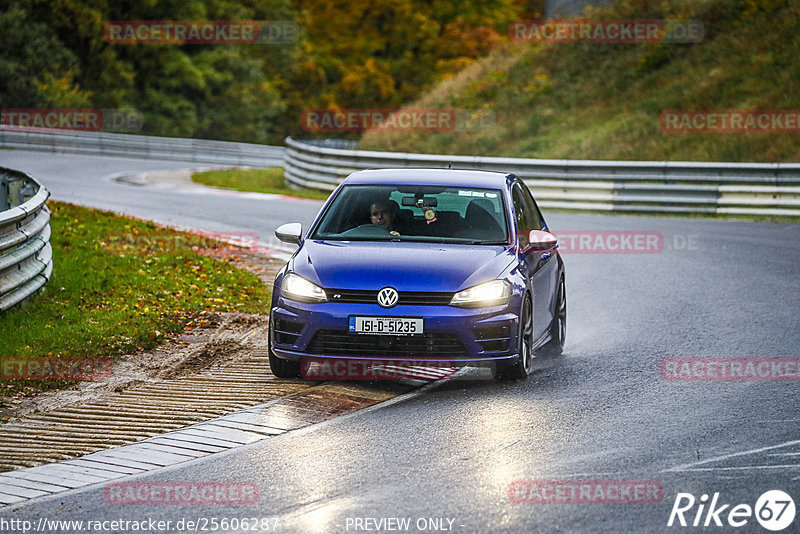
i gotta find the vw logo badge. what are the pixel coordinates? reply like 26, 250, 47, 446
377, 287, 399, 308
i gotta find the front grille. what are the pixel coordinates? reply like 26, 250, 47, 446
324, 289, 454, 306
307, 330, 468, 358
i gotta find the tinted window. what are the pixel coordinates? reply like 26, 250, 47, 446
312, 184, 508, 243
512, 183, 537, 248
519, 181, 545, 230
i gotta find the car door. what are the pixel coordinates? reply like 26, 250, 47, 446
521, 181, 559, 341
512, 181, 556, 342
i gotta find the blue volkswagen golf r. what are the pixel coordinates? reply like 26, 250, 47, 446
269, 169, 566, 381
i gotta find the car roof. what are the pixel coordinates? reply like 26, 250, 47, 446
343, 168, 513, 189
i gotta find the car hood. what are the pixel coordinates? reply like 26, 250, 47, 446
291, 240, 514, 293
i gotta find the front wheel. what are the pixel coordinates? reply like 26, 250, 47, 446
494, 297, 533, 381
269, 353, 302, 379
268, 323, 301, 378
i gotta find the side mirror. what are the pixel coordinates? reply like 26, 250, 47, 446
523, 230, 558, 253
275, 222, 302, 245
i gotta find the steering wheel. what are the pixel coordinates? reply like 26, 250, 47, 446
341, 224, 391, 237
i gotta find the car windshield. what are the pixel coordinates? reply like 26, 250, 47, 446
312, 184, 509, 244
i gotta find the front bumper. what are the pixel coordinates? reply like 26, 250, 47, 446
270, 295, 522, 366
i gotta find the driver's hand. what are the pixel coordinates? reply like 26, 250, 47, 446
390, 230, 400, 236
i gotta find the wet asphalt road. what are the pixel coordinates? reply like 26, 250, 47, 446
1, 149, 799, 533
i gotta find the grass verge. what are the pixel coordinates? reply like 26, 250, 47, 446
192, 167, 331, 200
0, 202, 271, 407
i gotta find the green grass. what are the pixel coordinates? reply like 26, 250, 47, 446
192, 167, 331, 200
0, 202, 271, 405
359, 0, 800, 163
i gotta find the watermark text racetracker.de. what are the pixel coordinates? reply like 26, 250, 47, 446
552, 230, 698, 254
104, 20, 298, 44
103, 230, 262, 256
1, 356, 111, 381
104, 481, 257, 505
301, 357, 458, 381
510, 19, 703, 43
661, 110, 800, 133
661, 358, 800, 381
300, 108, 495, 133
509, 480, 664, 504
1, 108, 143, 132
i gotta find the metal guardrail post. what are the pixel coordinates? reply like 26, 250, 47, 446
282, 137, 800, 218
0, 172, 8, 211
0, 167, 53, 312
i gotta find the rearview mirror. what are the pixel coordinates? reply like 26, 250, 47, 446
401, 196, 438, 207
275, 222, 302, 245
523, 230, 558, 252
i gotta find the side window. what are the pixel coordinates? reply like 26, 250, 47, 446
512, 184, 535, 248
519, 182, 545, 231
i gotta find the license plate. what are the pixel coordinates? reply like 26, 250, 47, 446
349, 316, 423, 335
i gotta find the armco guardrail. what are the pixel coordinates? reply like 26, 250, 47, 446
0, 128, 284, 166
0, 167, 52, 311
284, 137, 800, 218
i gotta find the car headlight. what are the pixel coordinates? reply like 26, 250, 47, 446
450, 280, 510, 308
282, 273, 327, 303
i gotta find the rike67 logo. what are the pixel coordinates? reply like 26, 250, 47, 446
668, 490, 795, 531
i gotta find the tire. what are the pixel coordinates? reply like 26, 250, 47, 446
539, 276, 566, 357
269, 352, 302, 379
494, 296, 534, 381
268, 322, 302, 379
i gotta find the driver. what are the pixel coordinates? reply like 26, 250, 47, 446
369, 200, 400, 235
